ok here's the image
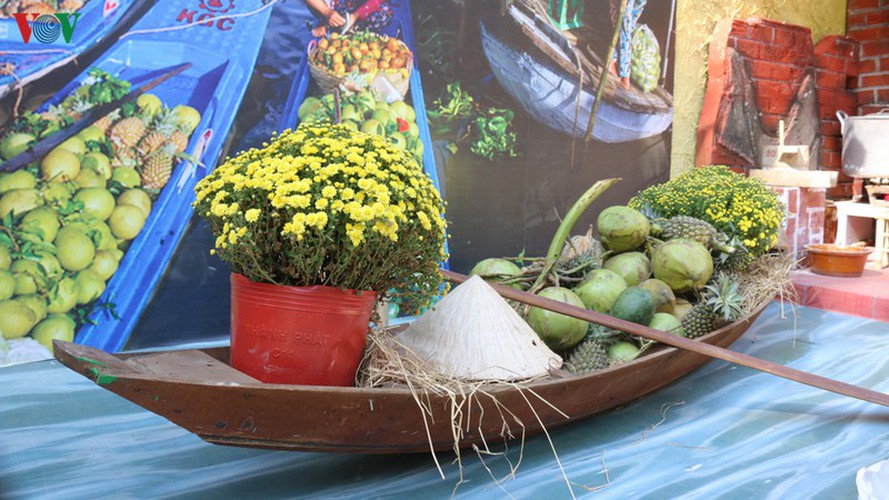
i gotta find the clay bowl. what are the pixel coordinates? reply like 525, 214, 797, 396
806, 244, 873, 278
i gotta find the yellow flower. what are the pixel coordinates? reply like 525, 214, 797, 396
245, 209, 261, 222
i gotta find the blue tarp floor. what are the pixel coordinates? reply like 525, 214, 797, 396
2, 303, 889, 499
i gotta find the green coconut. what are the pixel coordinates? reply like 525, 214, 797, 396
651, 239, 714, 293
527, 287, 588, 351
603, 251, 651, 286
88, 250, 119, 281
41, 148, 81, 182
108, 205, 146, 240
610, 286, 656, 326
469, 258, 522, 289
597, 206, 649, 253
111, 167, 141, 188
0, 132, 35, 160
638, 278, 677, 313
574, 269, 627, 313
608, 341, 640, 364
58, 136, 87, 156
42, 182, 76, 206
648, 312, 684, 337
11, 259, 45, 295
74, 188, 116, 221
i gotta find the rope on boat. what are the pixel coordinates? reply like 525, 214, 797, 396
120, 0, 279, 40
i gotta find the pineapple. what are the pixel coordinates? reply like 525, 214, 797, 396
109, 116, 146, 150
168, 130, 189, 153
681, 303, 718, 339
559, 227, 603, 273
141, 148, 174, 189
681, 273, 744, 338
20, 2, 55, 15
137, 131, 166, 157
60, 0, 85, 12
566, 336, 610, 374
651, 216, 735, 254
716, 237, 752, 272
92, 110, 120, 134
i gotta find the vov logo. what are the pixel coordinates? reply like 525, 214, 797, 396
12, 12, 81, 44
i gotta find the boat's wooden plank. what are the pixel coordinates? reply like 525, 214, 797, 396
125, 350, 261, 385
53, 341, 147, 379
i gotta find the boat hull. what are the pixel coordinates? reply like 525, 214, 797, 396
478, 21, 672, 143
54, 302, 767, 454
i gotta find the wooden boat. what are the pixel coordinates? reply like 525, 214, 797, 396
53, 301, 767, 454
0, 0, 146, 99
479, 0, 673, 143
30, 0, 276, 352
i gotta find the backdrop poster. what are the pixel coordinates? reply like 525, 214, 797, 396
0, 0, 676, 350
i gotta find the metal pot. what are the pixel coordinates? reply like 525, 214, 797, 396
837, 110, 889, 179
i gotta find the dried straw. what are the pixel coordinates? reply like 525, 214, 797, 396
735, 251, 797, 317
357, 330, 574, 496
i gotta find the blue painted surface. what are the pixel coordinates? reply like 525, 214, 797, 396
0, 0, 142, 97
66, 0, 276, 352
2, 305, 889, 498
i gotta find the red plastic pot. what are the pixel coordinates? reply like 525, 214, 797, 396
230, 273, 377, 386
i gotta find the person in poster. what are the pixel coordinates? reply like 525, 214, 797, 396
610, 0, 649, 90
305, 0, 396, 37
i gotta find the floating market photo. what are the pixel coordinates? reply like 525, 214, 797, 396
2, 0, 889, 498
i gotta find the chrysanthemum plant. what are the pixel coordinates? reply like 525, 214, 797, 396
194, 123, 448, 308
629, 165, 786, 258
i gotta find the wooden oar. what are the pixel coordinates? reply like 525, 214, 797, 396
441, 269, 889, 408
1, 62, 192, 173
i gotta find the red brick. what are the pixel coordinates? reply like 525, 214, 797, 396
814, 54, 847, 73
859, 58, 879, 74
848, 12, 868, 26
760, 113, 782, 133
821, 151, 841, 168
849, 0, 880, 10
828, 183, 854, 200
818, 88, 858, 115
822, 136, 842, 151
866, 9, 889, 24
816, 69, 846, 88
749, 60, 801, 81
849, 26, 889, 42
747, 22, 775, 43
820, 119, 841, 136
860, 73, 889, 87
880, 56, 889, 70
861, 104, 889, 114
858, 88, 878, 105
733, 38, 768, 60
878, 88, 889, 102
861, 41, 889, 57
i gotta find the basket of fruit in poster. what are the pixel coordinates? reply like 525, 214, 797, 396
296, 90, 425, 162
307, 30, 413, 100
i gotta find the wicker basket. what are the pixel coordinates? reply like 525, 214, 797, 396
867, 185, 889, 207
307, 36, 412, 100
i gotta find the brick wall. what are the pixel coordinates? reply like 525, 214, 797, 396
848, 0, 889, 114
696, 18, 862, 200
813, 36, 860, 199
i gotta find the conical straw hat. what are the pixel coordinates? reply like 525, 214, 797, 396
395, 275, 563, 381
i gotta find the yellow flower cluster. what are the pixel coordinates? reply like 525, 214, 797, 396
194, 123, 447, 296
629, 166, 785, 257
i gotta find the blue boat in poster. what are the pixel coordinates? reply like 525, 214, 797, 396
61, 0, 277, 351
0, 0, 145, 99
277, 0, 448, 277
277, 1, 442, 200
479, 1, 673, 143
